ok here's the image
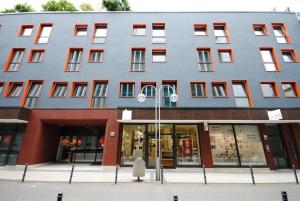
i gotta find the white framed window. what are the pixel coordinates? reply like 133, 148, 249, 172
131, 49, 145, 71
120, 83, 135, 97
191, 82, 206, 97
92, 82, 108, 108
197, 49, 212, 71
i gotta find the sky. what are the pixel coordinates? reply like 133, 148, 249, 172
0, 0, 299, 12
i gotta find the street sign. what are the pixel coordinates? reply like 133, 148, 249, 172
267, 109, 283, 120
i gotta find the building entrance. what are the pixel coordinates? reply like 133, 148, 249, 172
56, 126, 105, 164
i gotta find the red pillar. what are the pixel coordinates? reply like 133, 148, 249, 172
258, 124, 276, 170
199, 123, 213, 168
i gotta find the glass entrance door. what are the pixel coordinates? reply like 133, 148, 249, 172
267, 125, 289, 168
161, 134, 175, 168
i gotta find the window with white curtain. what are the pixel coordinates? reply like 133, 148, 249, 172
152, 24, 165, 43
131, 49, 145, 71
214, 25, 228, 43
133, 25, 146, 36
52, 83, 67, 97
260, 49, 278, 71
93, 24, 107, 43
8, 49, 24, 72
191, 83, 206, 97
212, 83, 227, 97
152, 50, 166, 62
37, 24, 52, 44
272, 25, 288, 43
24, 82, 43, 108
66, 49, 82, 71
92, 82, 108, 108
72, 83, 87, 97
198, 49, 212, 71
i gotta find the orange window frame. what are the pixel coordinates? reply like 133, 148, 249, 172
70, 81, 88, 98
89, 80, 108, 107
3, 48, 25, 72
281, 81, 300, 98
152, 49, 166, 63
213, 22, 230, 43
218, 48, 235, 63
133, 24, 146, 36
5, 81, 24, 97
259, 47, 281, 71
21, 80, 43, 107
211, 81, 229, 97
252, 24, 268, 35
49, 81, 68, 97
92, 23, 108, 43
119, 81, 135, 98
88, 49, 104, 63
232, 80, 253, 107
0, 82, 4, 96
34, 23, 53, 44
27, 49, 45, 63
190, 81, 207, 98
73, 24, 88, 36
271, 23, 291, 43
18, 24, 34, 36
64, 48, 84, 72
194, 24, 208, 36
260, 81, 280, 97
196, 47, 214, 71
280, 49, 299, 63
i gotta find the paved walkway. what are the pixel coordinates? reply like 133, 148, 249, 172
0, 163, 298, 184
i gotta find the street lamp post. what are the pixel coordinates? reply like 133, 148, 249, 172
138, 84, 178, 181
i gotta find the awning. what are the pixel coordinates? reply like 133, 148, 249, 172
0, 119, 28, 123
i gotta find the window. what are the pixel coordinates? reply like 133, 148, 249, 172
194, 24, 207, 36
260, 82, 279, 97
212, 82, 228, 97
65, 48, 83, 72
91, 81, 108, 108
191, 82, 207, 97
51, 82, 68, 97
272, 23, 290, 44
213, 23, 229, 43
18, 25, 33, 36
253, 24, 267, 36
232, 81, 251, 107
35, 24, 52, 44
218, 49, 234, 63
260, 48, 280, 71
131, 48, 145, 71
93, 23, 107, 43
162, 81, 177, 107
152, 23, 165, 43
23, 81, 43, 108
141, 82, 156, 97
197, 48, 213, 71
28, 49, 44, 63
74, 24, 88, 36
0, 83, 3, 96
71, 82, 87, 97
281, 82, 299, 97
89, 49, 103, 63
133, 24, 146, 36
6, 82, 23, 97
281, 49, 298, 63
4, 48, 25, 72
152, 49, 166, 62
120, 82, 135, 97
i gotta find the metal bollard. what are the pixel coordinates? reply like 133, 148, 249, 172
173, 195, 178, 201
69, 165, 74, 184
57, 192, 63, 201
250, 165, 255, 185
161, 165, 164, 184
115, 164, 119, 184
281, 191, 288, 201
203, 165, 207, 184
21, 163, 28, 183
292, 165, 299, 184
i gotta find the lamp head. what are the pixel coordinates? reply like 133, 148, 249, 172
137, 93, 146, 102
170, 94, 178, 102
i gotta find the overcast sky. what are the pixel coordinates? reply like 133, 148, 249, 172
0, 0, 299, 12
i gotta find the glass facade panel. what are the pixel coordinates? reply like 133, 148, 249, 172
234, 125, 267, 165
209, 125, 239, 166
121, 125, 146, 165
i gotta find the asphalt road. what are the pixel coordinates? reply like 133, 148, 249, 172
0, 180, 299, 201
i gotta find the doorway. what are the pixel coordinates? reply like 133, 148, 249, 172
266, 125, 289, 169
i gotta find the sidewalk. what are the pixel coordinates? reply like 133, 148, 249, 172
0, 163, 298, 184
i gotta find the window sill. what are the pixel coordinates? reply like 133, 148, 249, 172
191, 96, 208, 98
212, 96, 230, 98
70, 96, 86, 98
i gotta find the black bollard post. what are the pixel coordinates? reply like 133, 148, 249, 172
250, 165, 255, 185
69, 165, 74, 184
115, 164, 119, 184
161, 165, 163, 184
173, 195, 178, 201
292, 165, 299, 184
57, 192, 63, 201
21, 163, 28, 183
281, 191, 288, 201
203, 165, 207, 184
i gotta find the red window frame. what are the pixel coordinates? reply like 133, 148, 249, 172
3, 48, 25, 72
89, 80, 109, 107
231, 80, 253, 107
88, 49, 104, 63
73, 24, 88, 36
92, 23, 108, 43
70, 81, 88, 98
5, 81, 23, 97
197, 47, 214, 71
213, 22, 230, 43
64, 48, 84, 72
133, 24, 146, 36
18, 24, 34, 36
194, 24, 208, 36
49, 81, 68, 98
140, 81, 156, 98
259, 47, 281, 71
218, 49, 235, 63
271, 23, 291, 44
252, 24, 268, 36
21, 80, 43, 107
260, 81, 280, 98
152, 49, 166, 63
211, 81, 229, 97
281, 81, 300, 98
280, 49, 299, 63
190, 81, 207, 98
34, 23, 53, 44
27, 49, 45, 63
